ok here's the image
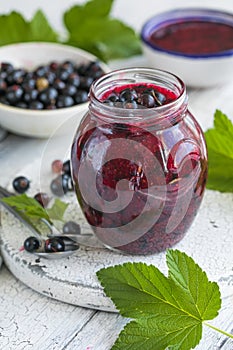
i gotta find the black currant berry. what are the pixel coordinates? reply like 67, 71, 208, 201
107, 93, 119, 103
0, 59, 105, 110
61, 84, 77, 97
44, 237, 65, 253
119, 88, 138, 102
51, 159, 63, 174
67, 73, 80, 87
12, 176, 30, 193
28, 101, 44, 110
56, 95, 74, 108
39, 87, 58, 106
24, 236, 41, 252
1, 62, 14, 73
50, 174, 72, 196
34, 192, 50, 208
63, 221, 81, 235
62, 160, 71, 176
140, 93, 156, 108
6, 85, 24, 104
73, 90, 88, 104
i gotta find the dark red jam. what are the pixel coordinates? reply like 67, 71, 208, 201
148, 20, 233, 55
71, 81, 207, 255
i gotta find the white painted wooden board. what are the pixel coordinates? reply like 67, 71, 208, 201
0, 265, 233, 350
0, 158, 233, 312
67, 296, 233, 350
0, 265, 96, 350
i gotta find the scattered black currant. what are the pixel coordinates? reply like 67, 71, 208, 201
63, 221, 81, 235
62, 160, 71, 176
51, 159, 63, 174
12, 176, 30, 193
24, 236, 41, 252
34, 192, 50, 208
50, 175, 64, 197
50, 174, 72, 196
50, 158, 74, 196
44, 237, 65, 253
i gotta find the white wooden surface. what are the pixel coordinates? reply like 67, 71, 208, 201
0, 1, 233, 348
1, 181, 233, 310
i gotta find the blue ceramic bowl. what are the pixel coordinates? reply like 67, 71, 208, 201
141, 8, 233, 87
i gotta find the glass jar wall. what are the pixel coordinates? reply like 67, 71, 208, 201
71, 68, 207, 255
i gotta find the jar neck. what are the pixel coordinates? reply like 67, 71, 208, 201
88, 68, 188, 129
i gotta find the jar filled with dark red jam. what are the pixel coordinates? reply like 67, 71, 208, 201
71, 68, 208, 255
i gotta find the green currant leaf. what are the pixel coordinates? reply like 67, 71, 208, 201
112, 317, 202, 350
0, 194, 68, 226
167, 249, 221, 320
0, 10, 58, 46
0, 1, 141, 61
27, 10, 58, 42
0, 12, 29, 45
205, 110, 233, 192
1, 194, 51, 222
213, 109, 233, 137
63, 0, 142, 62
47, 198, 69, 222
97, 250, 221, 350
64, 0, 113, 28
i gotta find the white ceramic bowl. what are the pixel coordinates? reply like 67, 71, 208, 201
141, 8, 233, 87
0, 42, 110, 138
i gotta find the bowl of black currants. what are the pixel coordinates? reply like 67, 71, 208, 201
0, 42, 109, 138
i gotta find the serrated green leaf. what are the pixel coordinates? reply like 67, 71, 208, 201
204, 150, 233, 192
112, 318, 202, 350
0, 0, 141, 61
63, 0, 142, 61
0, 194, 50, 221
97, 250, 221, 350
205, 110, 233, 192
213, 109, 233, 137
0, 193, 68, 226
47, 198, 69, 221
98, 261, 182, 319
0, 10, 58, 46
167, 250, 221, 320
205, 127, 233, 159
27, 10, 58, 42
0, 12, 30, 45
64, 0, 113, 29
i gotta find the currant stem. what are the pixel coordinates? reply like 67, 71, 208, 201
203, 321, 233, 339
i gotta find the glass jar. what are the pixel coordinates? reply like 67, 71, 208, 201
71, 68, 207, 255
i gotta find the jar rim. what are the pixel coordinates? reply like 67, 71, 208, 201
89, 67, 187, 124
